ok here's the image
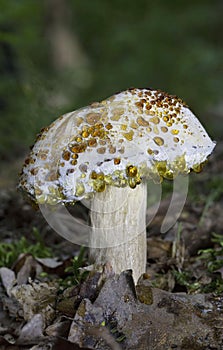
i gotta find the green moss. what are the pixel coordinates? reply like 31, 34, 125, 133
0, 227, 52, 267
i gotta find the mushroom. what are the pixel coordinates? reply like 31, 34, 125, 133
18, 88, 216, 283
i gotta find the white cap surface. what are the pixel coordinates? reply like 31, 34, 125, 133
18, 88, 216, 204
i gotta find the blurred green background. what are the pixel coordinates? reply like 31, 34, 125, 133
0, 0, 222, 182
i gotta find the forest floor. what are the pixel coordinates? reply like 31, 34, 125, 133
0, 143, 223, 350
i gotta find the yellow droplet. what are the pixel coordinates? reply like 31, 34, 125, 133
91, 171, 98, 179
82, 130, 89, 138
126, 165, 138, 177
147, 148, 154, 155
97, 172, 104, 180
137, 117, 150, 126
153, 126, 159, 135
128, 178, 137, 189
93, 181, 106, 192
161, 126, 168, 133
192, 160, 208, 173
149, 116, 160, 125
75, 183, 85, 197
171, 129, 179, 135
156, 161, 167, 176
153, 137, 164, 146
123, 130, 134, 141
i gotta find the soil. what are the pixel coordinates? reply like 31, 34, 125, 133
0, 143, 222, 349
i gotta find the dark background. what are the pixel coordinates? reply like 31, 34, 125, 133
0, 0, 222, 184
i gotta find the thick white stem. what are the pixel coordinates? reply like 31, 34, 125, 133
89, 183, 147, 283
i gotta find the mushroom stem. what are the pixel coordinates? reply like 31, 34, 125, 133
89, 182, 147, 283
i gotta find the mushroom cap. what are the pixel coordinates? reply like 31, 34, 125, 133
18, 88, 216, 204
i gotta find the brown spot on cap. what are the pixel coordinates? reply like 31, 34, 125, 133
150, 116, 160, 125
86, 113, 101, 125
137, 117, 150, 127
109, 145, 116, 154
114, 158, 121, 165
97, 147, 106, 154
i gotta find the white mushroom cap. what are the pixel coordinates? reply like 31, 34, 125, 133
18, 88, 216, 205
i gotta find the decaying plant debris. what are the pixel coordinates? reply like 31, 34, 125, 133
0, 143, 222, 349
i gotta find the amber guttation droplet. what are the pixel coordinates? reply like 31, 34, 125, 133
147, 148, 154, 155
82, 130, 89, 138
88, 138, 97, 147
156, 161, 167, 176
153, 126, 159, 135
95, 123, 103, 129
145, 103, 151, 110
130, 121, 138, 129
114, 158, 121, 165
91, 171, 98, 179
126, 165, 138, 177
149, 116, 160, 125
76, 137, 82, 143
161, 126, 168, 133
62, 151, 71, 161
192, 160, 208, 173
183, 124, 188, 129
153, 137, 164, 146
137, 117, 150, 127
173, 137, 179, 143
171, 129, 179, 135
129, 178, 137, 189
97, 172, 104, 180
94, 181, 106, 192
123, 130, 134, 141
72, 153, 78, 159
75, 183, 85, 196
135, 101, 144, 109
71, 159, 77, 166
70, 143, 87, 153
163, 116, 169, 122
106, 123, 113, 130
121, 124, 127, 130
